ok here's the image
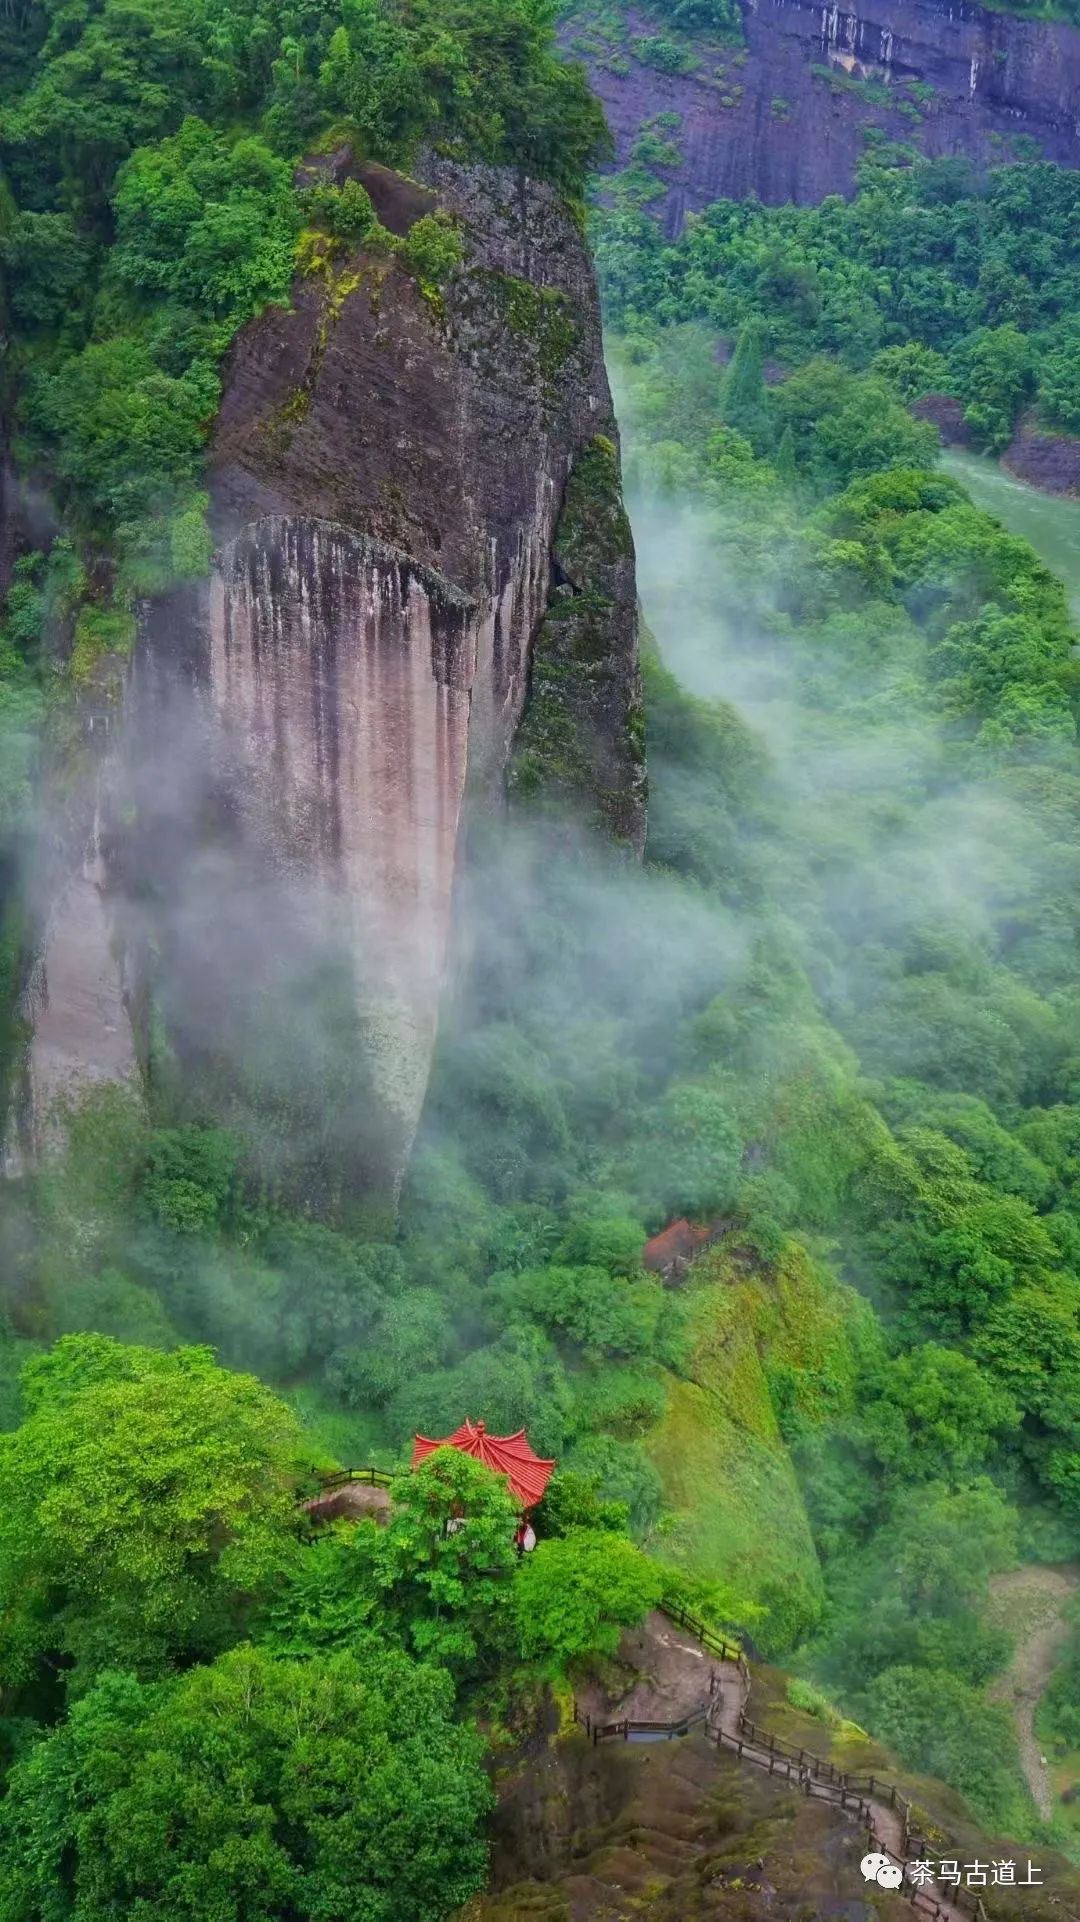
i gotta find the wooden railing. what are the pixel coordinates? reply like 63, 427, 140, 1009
574, 1698, 988, 1921
905, 1879, 988, 1922
573, 1660, 990, 1922
659, 1599, 750, 1679
312, 1465, 395, 1490
574, 1705, 712, 1743
736, 1714, 912, 1830
306, 1493, 988, 1919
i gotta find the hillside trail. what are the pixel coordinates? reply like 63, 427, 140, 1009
988, 1563, 1080, 1819
579, 1611, 971, 1922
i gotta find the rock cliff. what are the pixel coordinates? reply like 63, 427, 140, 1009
569, 0, 1080, 229
6, 158, 644, 1197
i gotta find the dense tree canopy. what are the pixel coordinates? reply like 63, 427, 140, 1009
596, 148, 1080, 450
0, 1645, 493, 1922
0, 1336, 303, 1695
9, 0, 1080, 1868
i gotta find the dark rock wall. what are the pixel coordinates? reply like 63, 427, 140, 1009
574, 0, 1080, 227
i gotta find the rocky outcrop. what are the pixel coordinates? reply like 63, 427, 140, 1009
474, 1717, 916, 1920
912, 392, 971, 446
916, 394, 1080, 492
8, 158, 644, 1199
1005, 413, 1080, 494
571, 0, 1080, 228
7, 811, 137, 1166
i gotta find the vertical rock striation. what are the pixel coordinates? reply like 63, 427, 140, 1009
143, 520, 481, 1195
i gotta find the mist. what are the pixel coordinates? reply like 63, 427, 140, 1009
626, 473, 1075, 1043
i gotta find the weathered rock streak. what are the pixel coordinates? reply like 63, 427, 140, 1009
205, 519, 478, 1167
574, 0, 1080, 228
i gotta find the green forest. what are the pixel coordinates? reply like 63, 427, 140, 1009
599, 138, 1080, 449
5, 0, 1080, 1913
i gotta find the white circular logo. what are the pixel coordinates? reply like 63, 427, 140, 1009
861, 1854, 892, 1883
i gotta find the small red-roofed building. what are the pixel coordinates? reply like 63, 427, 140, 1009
643, 1216, 732, 1282
412, 1419, 556, 1510
643, 1217, 708, 1277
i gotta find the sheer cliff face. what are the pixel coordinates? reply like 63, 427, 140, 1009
10, 160, 644, 1198
574, 0, 1080, 228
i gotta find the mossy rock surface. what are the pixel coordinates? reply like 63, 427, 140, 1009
644, 1239, 868, 1650
465, 1724, 926, 1919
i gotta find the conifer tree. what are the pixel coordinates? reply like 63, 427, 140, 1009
775, 422, 798, 484
723, 320, 772, 452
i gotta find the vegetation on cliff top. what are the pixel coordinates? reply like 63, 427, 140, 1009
0, 0, 606, 597
0, 0, 609, 1200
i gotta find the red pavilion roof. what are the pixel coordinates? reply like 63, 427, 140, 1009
412, 1420, 556, 1509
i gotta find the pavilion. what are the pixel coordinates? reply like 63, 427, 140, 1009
412, 1419, 556, 1510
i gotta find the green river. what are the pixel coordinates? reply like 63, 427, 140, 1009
942, 449, 1080, 619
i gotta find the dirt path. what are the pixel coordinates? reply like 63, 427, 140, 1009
988, 1562, 1080, 1819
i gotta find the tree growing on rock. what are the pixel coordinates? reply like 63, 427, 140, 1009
722, 320, 772, 454
514, 1527, 663, 1675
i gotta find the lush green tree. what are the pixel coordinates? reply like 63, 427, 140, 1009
318, 0, 607, 194
299, 176, 380, 243
774, 422, 797, 484
774, 362, 940, 488
0, 212, 95, 332
870, 342, 950, 403
514, 1527, 663, 1674
0, 1644, 492, 1922
1039, 335, 1080, 433
141, 1123, 239, 1234
3, 0, 210, 218
555, 1214, 646, 1277
1040, 1619, 1080, 1749
561, 1434, 665, 1537
329, 1287, 453, 1407
863, 1665, 1030, 1831
25, 336, 218, 551
948, 324, 1035, 450
110, 118, 298, 328
385, 1329, 571, 1458
535, 1465, 631, 1537
862, 1344, 1021, 1484
814, 1482, 1016, 1695
402, 210, 465, 298
0, 1337, 302, 1692
637, 1080, 743, 1219
367, 1449, 520, 1668
494, 1263, 665, 1360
